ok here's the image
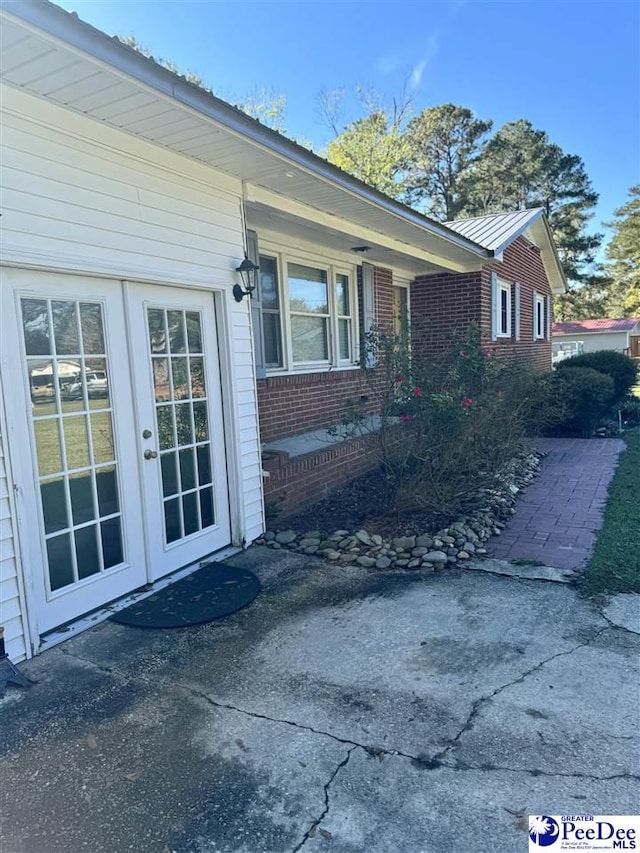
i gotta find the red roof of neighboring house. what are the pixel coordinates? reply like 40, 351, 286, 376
552, 318, 640, 335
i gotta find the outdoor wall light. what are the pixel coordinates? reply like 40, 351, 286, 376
233, 255, 260, 302
351, 245, 371, 254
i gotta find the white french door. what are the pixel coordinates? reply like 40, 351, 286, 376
3, 270, 231, 634
126, 283, 230, 581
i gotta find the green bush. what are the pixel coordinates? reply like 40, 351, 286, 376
556, 350, 638, 402
351, 323, 541, 524
620, 395, 640, 428
544, 367, 615, 436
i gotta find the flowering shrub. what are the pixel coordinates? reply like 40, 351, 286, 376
350, 323, 543, 523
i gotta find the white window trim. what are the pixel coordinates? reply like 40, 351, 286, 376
496, 278, 512, 338
257, 241, 360, 374
534, 292, 545, 340
514, 281, 521, 342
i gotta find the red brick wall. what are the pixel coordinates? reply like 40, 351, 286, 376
409, 269, 482, 360
482, 238, 553, 371
262, 434, 380, 518
410, 236, 553, 370
257, 265, 394, 443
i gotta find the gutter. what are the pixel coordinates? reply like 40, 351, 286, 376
4, 0, 492, 262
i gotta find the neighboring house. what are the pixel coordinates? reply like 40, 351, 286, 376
552, 318, 640, 363
0, 1, 565, 661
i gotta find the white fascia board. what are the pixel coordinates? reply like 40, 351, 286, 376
244, 185, 482, 273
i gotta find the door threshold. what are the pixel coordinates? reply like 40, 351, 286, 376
37, 545, 242, 654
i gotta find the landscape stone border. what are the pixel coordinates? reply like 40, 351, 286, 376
256, 450, 543, 571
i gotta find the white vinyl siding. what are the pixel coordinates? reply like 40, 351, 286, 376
0, 86, 266, 645
1, 86, 242, 286
0, 403, 28, 663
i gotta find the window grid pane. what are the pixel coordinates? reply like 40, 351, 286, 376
21, 296, 124, 594
146, 307, 216, 543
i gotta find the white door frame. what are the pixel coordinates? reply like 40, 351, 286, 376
1, 269, 148, 633
124, 281, 231, 582
1, 267, 242, 643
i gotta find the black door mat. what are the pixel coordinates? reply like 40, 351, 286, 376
109, 563, 261, 628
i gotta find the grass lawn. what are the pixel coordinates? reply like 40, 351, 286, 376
580, 429, 640, 596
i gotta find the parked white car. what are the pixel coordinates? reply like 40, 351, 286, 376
64, 371, 108, 399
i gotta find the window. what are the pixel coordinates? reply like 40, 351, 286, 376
392, 285, 409, 345
288, 263, 330, 363
335, 273, 353, 361
257, 247, 357, 371
259, 255, 283, 368
497, 280, 512, 337
534, 292, 545, 339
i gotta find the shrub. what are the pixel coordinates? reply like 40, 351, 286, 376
544, 367, 615, 436
556, 350, 638, 402
620, 395, 640, 428
350, 323, 541, 523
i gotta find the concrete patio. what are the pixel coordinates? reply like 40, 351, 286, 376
1, 543, 639, 853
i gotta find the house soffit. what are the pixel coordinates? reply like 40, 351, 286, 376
1, 3, 489, 276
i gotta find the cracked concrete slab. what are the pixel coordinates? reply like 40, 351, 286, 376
187, 566, 607, 759
1, 545, 638, 853
465, 557, 576, 583
1, 667, 348, 853
297, 750, 640, 853
452, 629, 640, 778
603, 592, 640, 634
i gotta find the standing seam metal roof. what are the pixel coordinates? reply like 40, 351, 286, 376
445, 209, 545, 254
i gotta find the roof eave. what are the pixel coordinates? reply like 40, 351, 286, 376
3, 0, 492, 264
536, 215, 567, 294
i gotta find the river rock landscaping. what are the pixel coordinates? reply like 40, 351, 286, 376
257, 448, 543, 571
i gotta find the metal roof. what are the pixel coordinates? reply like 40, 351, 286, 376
553, 318, 640, 335
0, 0, 492, 276
446, 209, 567, 293
445, 209, 545, 254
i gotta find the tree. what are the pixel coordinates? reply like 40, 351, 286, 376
118, 35, 205, 86
118, 36, 288, 132
605, 186, 640, 316
322, 88, 412, 199
464, 120, 602, 283
404, 104, 493, 220
553, 271, 613, 321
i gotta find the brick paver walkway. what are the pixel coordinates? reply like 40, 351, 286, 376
488, 438, 626, 571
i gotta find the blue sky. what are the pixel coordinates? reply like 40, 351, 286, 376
55, 0, 639, 254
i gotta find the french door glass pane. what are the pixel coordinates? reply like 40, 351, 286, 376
146, 307, 216, 543
21, 296, 124, 594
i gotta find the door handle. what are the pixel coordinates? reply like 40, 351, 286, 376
143, 449, 158, 460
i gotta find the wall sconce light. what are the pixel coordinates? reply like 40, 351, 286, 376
233, 255, 260, 302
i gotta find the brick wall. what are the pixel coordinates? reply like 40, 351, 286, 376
262, 434, 380, 518
409, 269, 482, 360
410, 236, 553, 370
